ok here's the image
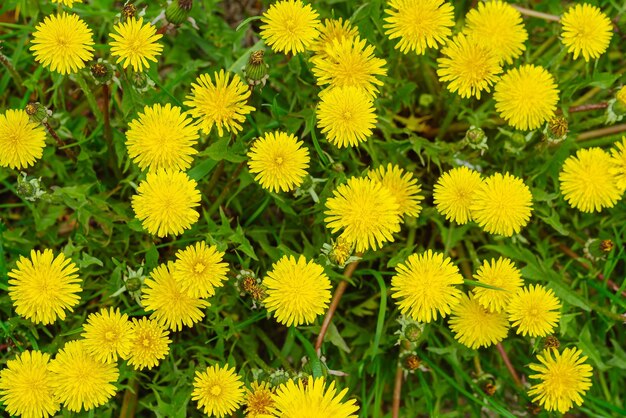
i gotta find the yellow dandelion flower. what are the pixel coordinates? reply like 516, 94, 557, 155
247, 131, 310, 193
126, 317, 171, 371
126, 103, 199, 172
507, 284, 561, 337
561, 3, 612, 62
142, 262, 209, 331
368, 163, 423, 218
433, 166, 483, 224
49, 340, 118, 412
472, 257, 523, 313
464, 0, 528, 64
494, 65, 560, 131
437, 33, 502, 99
51, 0, 82, 6
81, 307, 133, 363
173, 241, 229, 298
272, 377, 359, 417
391, 250, 463, 323
184, 70, 255, 136
109, 17, 163, 72
470, 172, 533, 237
310, 18, 359, 63
8, 249, 81, 325
559, 147, 622, 213
617, 86, 626, 107
30, 13, 94, 75
528, 347, 593, 414
316, 86, 377, 148
192, 364, 245, 418
0, 351, 60, 418
325, 177, 401, 253
312, 37, 387, 97
383, 0, 454, 55
244, 381, 275, 418
259, 0, 321, 55
131, 169, 201, 237
263, 255, 332, 327
448, 293, 509, 349
610, 138, 626, 192
0, 109, 46, 169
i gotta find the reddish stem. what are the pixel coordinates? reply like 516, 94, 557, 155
392, 365, 403, 418
496, 343, 522, 388
568, 102, 608, 113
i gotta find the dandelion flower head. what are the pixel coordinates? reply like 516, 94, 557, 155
316, 86, 377, 148
263, 255, 332, 327
184, 70, 255, 136
247, 131, 310, 193
464, 0, 528, 64
81, 307, 133, 363
51, 0, 82, 6
507, 284, 561, 337
48, 340, 118, 412
142, 262, 209, 331
126, 103, 199, 172
244, 381, 275, 418
8, 249, 81, 325
368, 163, 423, 218
494, 65, 559, 130
312, 37, 387, 97
610, 138, 626, 192
448, 293, 509, 349
131, 169, 201, 237
0, 109, 47, 170
528, 347, 593, 413
173, 241, 229, 298
126, 317, 171, 371
272, 377, 359, 418
0, 350, 59, 418
109, 17, 163, 72
391, 250, 463, 323
559, 147, 622, 213
433, 166, 483, 224
259, 0, 321, 55
192, 364, 245, 418
472, 257, 523, 313
310, 18, 359, 63
470, 172, 533, 236
30, 13, 94, 75
383, 0, 455, 55
561, 3, 612, 62
437, 33, 502, 99
325, 177, 401, 253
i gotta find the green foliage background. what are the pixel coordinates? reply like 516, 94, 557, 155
1, 0, 626, 416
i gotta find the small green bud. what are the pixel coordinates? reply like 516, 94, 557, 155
125, 277, 142, 292
90, 60, 113, 85
166, 0, 193, 25
16, 173, 47, 202
584, 238, 611, 261
418, 93, 434, 108
463, 126, 488, 151
404, 323, 422, 343
243, 50, 270, 88
25, 102, 50, 124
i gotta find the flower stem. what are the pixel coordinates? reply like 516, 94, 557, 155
315, 257, 361, 353
207, 161, 246, 214
74, 72, 103, 123
119, 378, 139, 418
577, 123, 626, 141
102, 83, 122, 179
391, 365, 403, 418
43, 120, 77, 161
496, 342, 522, 388
0, 49, 25, 96
511, 5, 561, 22
568, 102, 608, 113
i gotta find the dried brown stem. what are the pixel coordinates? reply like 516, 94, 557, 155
315, 258, 360, 353
568, 102, 608, 113
43, 121, 76, 161
511, 5, 561, 22
496, 343, 522, 388
577, 123, 626, 141
391, 365, 403, 418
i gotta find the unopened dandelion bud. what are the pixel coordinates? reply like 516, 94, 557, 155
90, 60, 113, 85
16, 173, 47, 202
400, 352, 421, 372
483, 382, 496, 396
418, 93, 434, 108
543, 335, 560, 350
584, 238, 611, 261
600, 239, 614, 252
463, 126, 487, 151
166, 0, 193, 25
244, 50, 270, 87
268, 369, 291, 387
122, 3, 137, 21
404, 323, 422, 343
616, 86, 626, 108
546, 116, 568, 143
25, 102, 50, 124
329, 237, 354, 266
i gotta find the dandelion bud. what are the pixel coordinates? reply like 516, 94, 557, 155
243, 50, 270, 88
400, 352, 421, 372
16, 172, 47, 202
463, 126, 487, 151
268, 369, 291, 387
166, 0, 193, 25
418, 93, 434, 108
403, 323, 422, 343
90, 60, 114, 85
122, 3, 137, 21
24, 102, 51, 124
584, 238, 611, 261
125, 276, 142, 292
543, 335, 560, 350
545, 116, 568, 144
329, 237, 354, 267
483, 382, 497, 396
600, 239, 614, 252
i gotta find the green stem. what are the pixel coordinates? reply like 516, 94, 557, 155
74, 71, 102, 123
102, 83, 121, 179
0, 49, 25, 95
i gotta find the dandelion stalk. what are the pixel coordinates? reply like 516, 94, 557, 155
511, 5, 560, 22
568, 102, 608, 113
0, 47, 25, 96
391, 365, 403, 418
315, 256, 361, 353
102, 83, 122, 179
496, 342, 522, 387
577, 123, 626, 141
74, 71, 103, 122
43, 120, 77, 162
119, 378, 139, 418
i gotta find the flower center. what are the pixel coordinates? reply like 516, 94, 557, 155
342, 111, 353, 122
275, 156, 284, 165
105, 331, 117, 341
141, 337, 151, 347
194, 263, 206, 274
210, 385, 222, 396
